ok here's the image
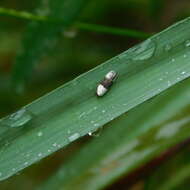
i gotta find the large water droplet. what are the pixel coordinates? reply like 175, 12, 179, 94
4, 108, 32, 128
131, 39, 156, 61
181, 71, 186, 75
88, 127, 102, 137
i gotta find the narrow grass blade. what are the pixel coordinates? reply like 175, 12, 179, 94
0, 7, 152, 39
0, 17, 190, 181
12, 0, 90, 91
38, 78, 190, 190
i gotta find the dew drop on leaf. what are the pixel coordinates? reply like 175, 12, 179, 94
68, 133, 80, 142
4, 108, 32, 128
131, 39, 156, 61
24, 162, 28, 165
38, 153, 42, 157
88, 127, 102, 137
37, 131, 43, 137
52, 143, 57, 147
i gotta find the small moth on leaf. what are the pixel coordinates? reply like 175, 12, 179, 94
96, 71, 117, 97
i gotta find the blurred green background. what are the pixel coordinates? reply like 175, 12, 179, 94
0, 0, 190, 189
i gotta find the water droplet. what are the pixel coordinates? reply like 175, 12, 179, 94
88, 127, 102, 137
185, 40, 190, 47
94, 123, 99, 127
88, 131, 99, 137
88, 132, 93, 136
5, 108, 32, 128
48, 149, 51, 152
184, 54, 187, 58
110, 117, 114, 121
79, 112, 85, 118
167, 81, 171, 87
37, 131, 43, 137
53, 143, 57, 147
171, 58, 175, 62
24, 162, 28, 165
131, 39, 156, 61
181, 71, 186, 75
164, 44, 172, 51
68, 133, 80, 142
38, 153, 42, 157
102, 110, 106, 113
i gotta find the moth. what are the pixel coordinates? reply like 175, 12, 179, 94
96, 71, 117, 97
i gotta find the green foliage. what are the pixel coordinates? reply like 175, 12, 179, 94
144, 146, 190, 190
12, 0, 90, 92
0, 1, 190, 190
0, 16, 190, 184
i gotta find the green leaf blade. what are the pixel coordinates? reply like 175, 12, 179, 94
0, 17, 190, 181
